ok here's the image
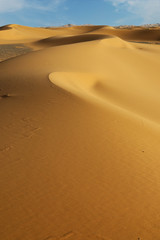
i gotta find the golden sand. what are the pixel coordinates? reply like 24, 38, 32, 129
0, 24, 160, 240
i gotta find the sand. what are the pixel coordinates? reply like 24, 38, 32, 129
0, 24, 160, 240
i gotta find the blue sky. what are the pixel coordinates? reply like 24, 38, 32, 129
0, 0, 159, 27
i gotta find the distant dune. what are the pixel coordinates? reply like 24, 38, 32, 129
0, 24, 160, 44
0, 24, 160, 240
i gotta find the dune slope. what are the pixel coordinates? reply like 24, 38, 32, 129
0, 25, 160, 240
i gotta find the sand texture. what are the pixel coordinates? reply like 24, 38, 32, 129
0, 24, 160, 240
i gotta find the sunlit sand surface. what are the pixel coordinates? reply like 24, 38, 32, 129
0, 24, 160, 240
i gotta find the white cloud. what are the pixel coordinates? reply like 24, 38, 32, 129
0, 0, 65, 13
0, 0, 25, 12
105, 0, 160, 23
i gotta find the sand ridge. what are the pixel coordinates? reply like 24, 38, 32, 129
0, 24, 160, 44
33, 34, 114, 49
0, 24, 160, 240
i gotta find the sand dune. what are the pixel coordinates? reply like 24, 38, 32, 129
0, 24, 57, 44
0, 24, 160, 240
1, 24, 160, 44
33, 34, 114, 49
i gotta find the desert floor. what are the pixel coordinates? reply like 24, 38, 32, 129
0, 24, 160, 240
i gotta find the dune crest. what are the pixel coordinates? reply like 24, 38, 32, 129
49, 72, 97, 95
49, 71, 160, 129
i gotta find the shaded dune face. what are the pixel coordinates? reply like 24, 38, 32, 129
118, 28, 160, 41
34, 34, 114, 48
0, 24, 160, 240
0, 25, 12, 31
95, 28, 160, 41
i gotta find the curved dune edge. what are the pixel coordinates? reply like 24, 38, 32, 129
49, 72, 97, 96
49, 72, 160, 130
